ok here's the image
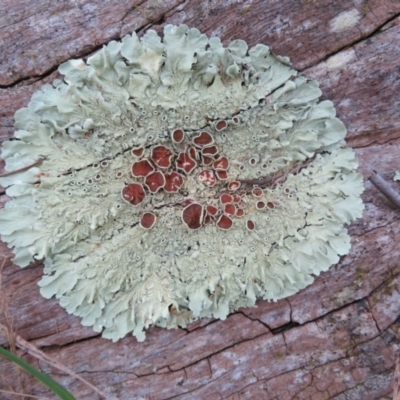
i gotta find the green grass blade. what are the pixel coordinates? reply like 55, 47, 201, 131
0, 346, 76, 400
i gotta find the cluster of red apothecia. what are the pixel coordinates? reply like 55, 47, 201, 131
121, 120, 274, 231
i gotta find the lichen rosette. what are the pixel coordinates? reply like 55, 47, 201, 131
0, 25, 364, 341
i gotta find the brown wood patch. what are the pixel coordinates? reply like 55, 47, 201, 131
1, 1, 400, 399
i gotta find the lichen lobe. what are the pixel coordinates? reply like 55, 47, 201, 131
0, 25, 364, 342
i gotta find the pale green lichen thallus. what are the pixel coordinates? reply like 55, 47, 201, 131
0, 25, 364, 342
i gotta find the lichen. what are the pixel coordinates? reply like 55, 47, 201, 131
394, 171, 400, 181
0, 25, 364, 342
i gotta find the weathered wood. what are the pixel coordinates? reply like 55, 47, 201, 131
1, 1, 400, 399
395, 354, 400, 400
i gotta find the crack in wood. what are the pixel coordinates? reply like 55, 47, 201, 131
1, 1, 400, 398
301, 12, 400, 74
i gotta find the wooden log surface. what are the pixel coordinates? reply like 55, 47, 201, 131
1, 0, 400, 399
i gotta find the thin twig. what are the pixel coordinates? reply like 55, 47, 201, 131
0, 389, 51, 400
394, 353, 400, 400
238, 154, 316, 189
0, 256, 26, 398
369, 170, 400, 210
0, 257, 16, 353
237, 175, 276, 187
0, 324, 110, 400
0, 159, 44, 178
0, 257, 109, 400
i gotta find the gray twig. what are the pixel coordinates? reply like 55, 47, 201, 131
0, 159, 43, 177
369, 170, 400, 210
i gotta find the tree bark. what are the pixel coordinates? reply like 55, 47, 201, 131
1, 1, 400, 399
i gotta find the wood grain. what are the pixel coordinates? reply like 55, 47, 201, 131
1, 1, 400, 399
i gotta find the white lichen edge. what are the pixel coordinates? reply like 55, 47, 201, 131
0, 25, 364, 342
394, 171, 400, 181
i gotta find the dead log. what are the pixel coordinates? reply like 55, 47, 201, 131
1, 1, 400, 399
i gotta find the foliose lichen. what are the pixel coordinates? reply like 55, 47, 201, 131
0, 25, 364, 341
